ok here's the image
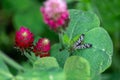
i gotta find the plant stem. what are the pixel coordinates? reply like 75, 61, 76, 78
59, 33, 63, 47
23, 51, 35, 63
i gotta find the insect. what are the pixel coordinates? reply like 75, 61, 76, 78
73, 34, 92, 50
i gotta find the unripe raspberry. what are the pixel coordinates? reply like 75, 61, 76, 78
15, 26, 34, 50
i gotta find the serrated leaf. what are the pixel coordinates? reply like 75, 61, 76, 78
33, 57, 59, 70
64, 56, 90, 80
65, 9, 100, 45
74, 27, 113, 78
51, 44, 70, 68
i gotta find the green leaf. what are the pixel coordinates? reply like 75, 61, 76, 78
51, 44, 70, 68
0, 57, 9, 72
33, 57, 59, 70
16, 69, 66, 80
13, 6, 46, 35
92, 75, 101, 80
74, 27, 113, 78
65, 9, 100, 46
63, 10, 113, 78
64, 56, 90, 80
62, 34, 70, 46
0, 56, 13, 80
0, 51, 24, 71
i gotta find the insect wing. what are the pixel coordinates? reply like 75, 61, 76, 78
73, 34, 85, 48
75, 43, 92, 50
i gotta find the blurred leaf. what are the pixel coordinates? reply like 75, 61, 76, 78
67, 0, 75, 3
16, 68, 66, 80
67, 0, 90, 3
0, 32, 10, 46
51, 44, 70, 68
0, 58, 9, 72
21, 61, 32, 70
33, 57, 59, 70
92, 75, 101, 80
65, 9, 100, 46
64, 56, 90, 80
33, 36, 41, 45
101, 73, 120, 80
0, 54, 13, 80
2, 0, 35, 12
76, 2, 92, 11
13, 6, 45, 35
0, 51, 24, 71
92, 0, 120, 32
42, 28, 59, 44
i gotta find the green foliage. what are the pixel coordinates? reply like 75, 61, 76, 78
0, 0, 116, 79
33, 57, 59, 70
51, 44, 70, 68
64, 56, 90, 80
64, 9, 100, 46
15, 69, 66, 80
2, 0, 35, 12
15, 57, 65, 80
0, 54, 13, 80
63, 10, 113, 79
13, 6, 45, 35
74, 27, 113, 78
0, 59, 13, 80
0, 51, 24, 71
92, 0, 120, 32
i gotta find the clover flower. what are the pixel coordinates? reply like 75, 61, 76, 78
15, 26, 34, 50
41, 0, 69, 30
33, 38, 51, 57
